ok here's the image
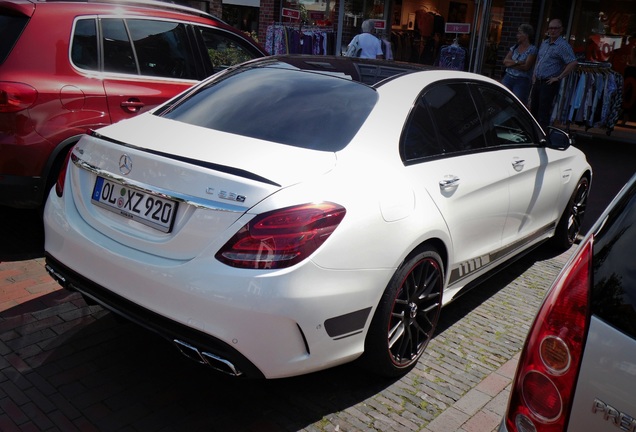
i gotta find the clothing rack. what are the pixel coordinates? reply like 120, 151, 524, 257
553, 61, 623, 135
265, 23, 335, 56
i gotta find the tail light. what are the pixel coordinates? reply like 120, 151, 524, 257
55, 147, 76, 197
0, 82, 37, 113
504, 237, 592, 432
216, 202, 346, 269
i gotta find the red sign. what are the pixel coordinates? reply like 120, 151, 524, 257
371, 20, 386, 30
282, 8, 300, 20
586, 34, 623, 62
445, 23, 471, 34
309, 11, 324, 20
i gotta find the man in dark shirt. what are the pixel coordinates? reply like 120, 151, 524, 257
530, 19, 578, 130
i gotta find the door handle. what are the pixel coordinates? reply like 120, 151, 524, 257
121, 98, 145, 113
512, 158, 525, 171
439, 176, 460, 190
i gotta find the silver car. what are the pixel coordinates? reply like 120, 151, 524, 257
500, 172, 636, 432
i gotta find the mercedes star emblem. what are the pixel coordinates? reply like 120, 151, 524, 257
119, 154, 132, 175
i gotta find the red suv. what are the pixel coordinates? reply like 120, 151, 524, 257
0, 0, 266, 209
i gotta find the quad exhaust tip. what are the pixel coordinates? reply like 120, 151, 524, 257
173, 339, 243, 377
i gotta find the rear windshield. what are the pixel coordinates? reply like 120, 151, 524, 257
157, 64, 378, 151
0, 14, 29, 64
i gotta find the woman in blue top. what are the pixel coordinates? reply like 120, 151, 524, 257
502, 24, 537, 106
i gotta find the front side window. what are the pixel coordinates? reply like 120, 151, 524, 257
423, 83, 486, 154
197, 27, 258, 73
472, 84, 539, 147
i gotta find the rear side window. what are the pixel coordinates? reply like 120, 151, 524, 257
102, 19, 137, 74
421, 83, 486, 154
0, 14, 29, 64
159, 66, 378, 151
127, 19, 196, 79
401, 98, 440, 160
71, 19, 98, 70
197, 27, 259, 74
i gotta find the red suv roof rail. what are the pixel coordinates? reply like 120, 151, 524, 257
34, 0, 225, 22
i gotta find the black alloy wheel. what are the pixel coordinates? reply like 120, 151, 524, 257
363, 247, 444, 377
553, 176, 589, 250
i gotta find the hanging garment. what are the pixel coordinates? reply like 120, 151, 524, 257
438, 44, 465, 70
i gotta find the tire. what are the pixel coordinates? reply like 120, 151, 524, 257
551, 176, 589, 251
363, 247, 444, 377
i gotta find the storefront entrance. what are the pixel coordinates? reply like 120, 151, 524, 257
260, 0, 497, 73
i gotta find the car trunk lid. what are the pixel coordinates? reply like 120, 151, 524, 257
67, 114, 337, 260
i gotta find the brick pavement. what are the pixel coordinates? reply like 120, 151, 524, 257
0, 245, 574, 431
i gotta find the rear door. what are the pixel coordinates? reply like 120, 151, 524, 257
401, 81, 510, 289
100, 17, 200, 123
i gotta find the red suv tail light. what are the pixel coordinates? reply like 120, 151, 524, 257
504, 237, 592, 432
0, 82, 37, 113
216, 203, 346, 269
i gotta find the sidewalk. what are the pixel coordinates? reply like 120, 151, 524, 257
422, 354, 519, 432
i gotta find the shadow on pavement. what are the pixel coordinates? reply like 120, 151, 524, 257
1, 289, 396, 431
0, 205, 44, 262
0, 243, 563, 432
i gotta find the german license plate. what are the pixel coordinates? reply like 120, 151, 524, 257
91, 176, 178, 233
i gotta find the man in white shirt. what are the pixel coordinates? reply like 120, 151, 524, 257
348, 20, 384, 59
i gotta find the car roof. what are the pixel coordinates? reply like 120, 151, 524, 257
2, 0, 228, 25
25, 0, 223, 20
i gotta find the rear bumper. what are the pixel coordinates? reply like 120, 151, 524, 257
45, 253, 265, 378
44, 178, 394, 378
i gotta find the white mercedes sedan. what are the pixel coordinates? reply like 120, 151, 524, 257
43, 55, 592, 379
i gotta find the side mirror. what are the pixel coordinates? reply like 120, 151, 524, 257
543, 127, 572, 150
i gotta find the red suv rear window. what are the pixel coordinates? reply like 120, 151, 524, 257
0, 14, 29, 64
